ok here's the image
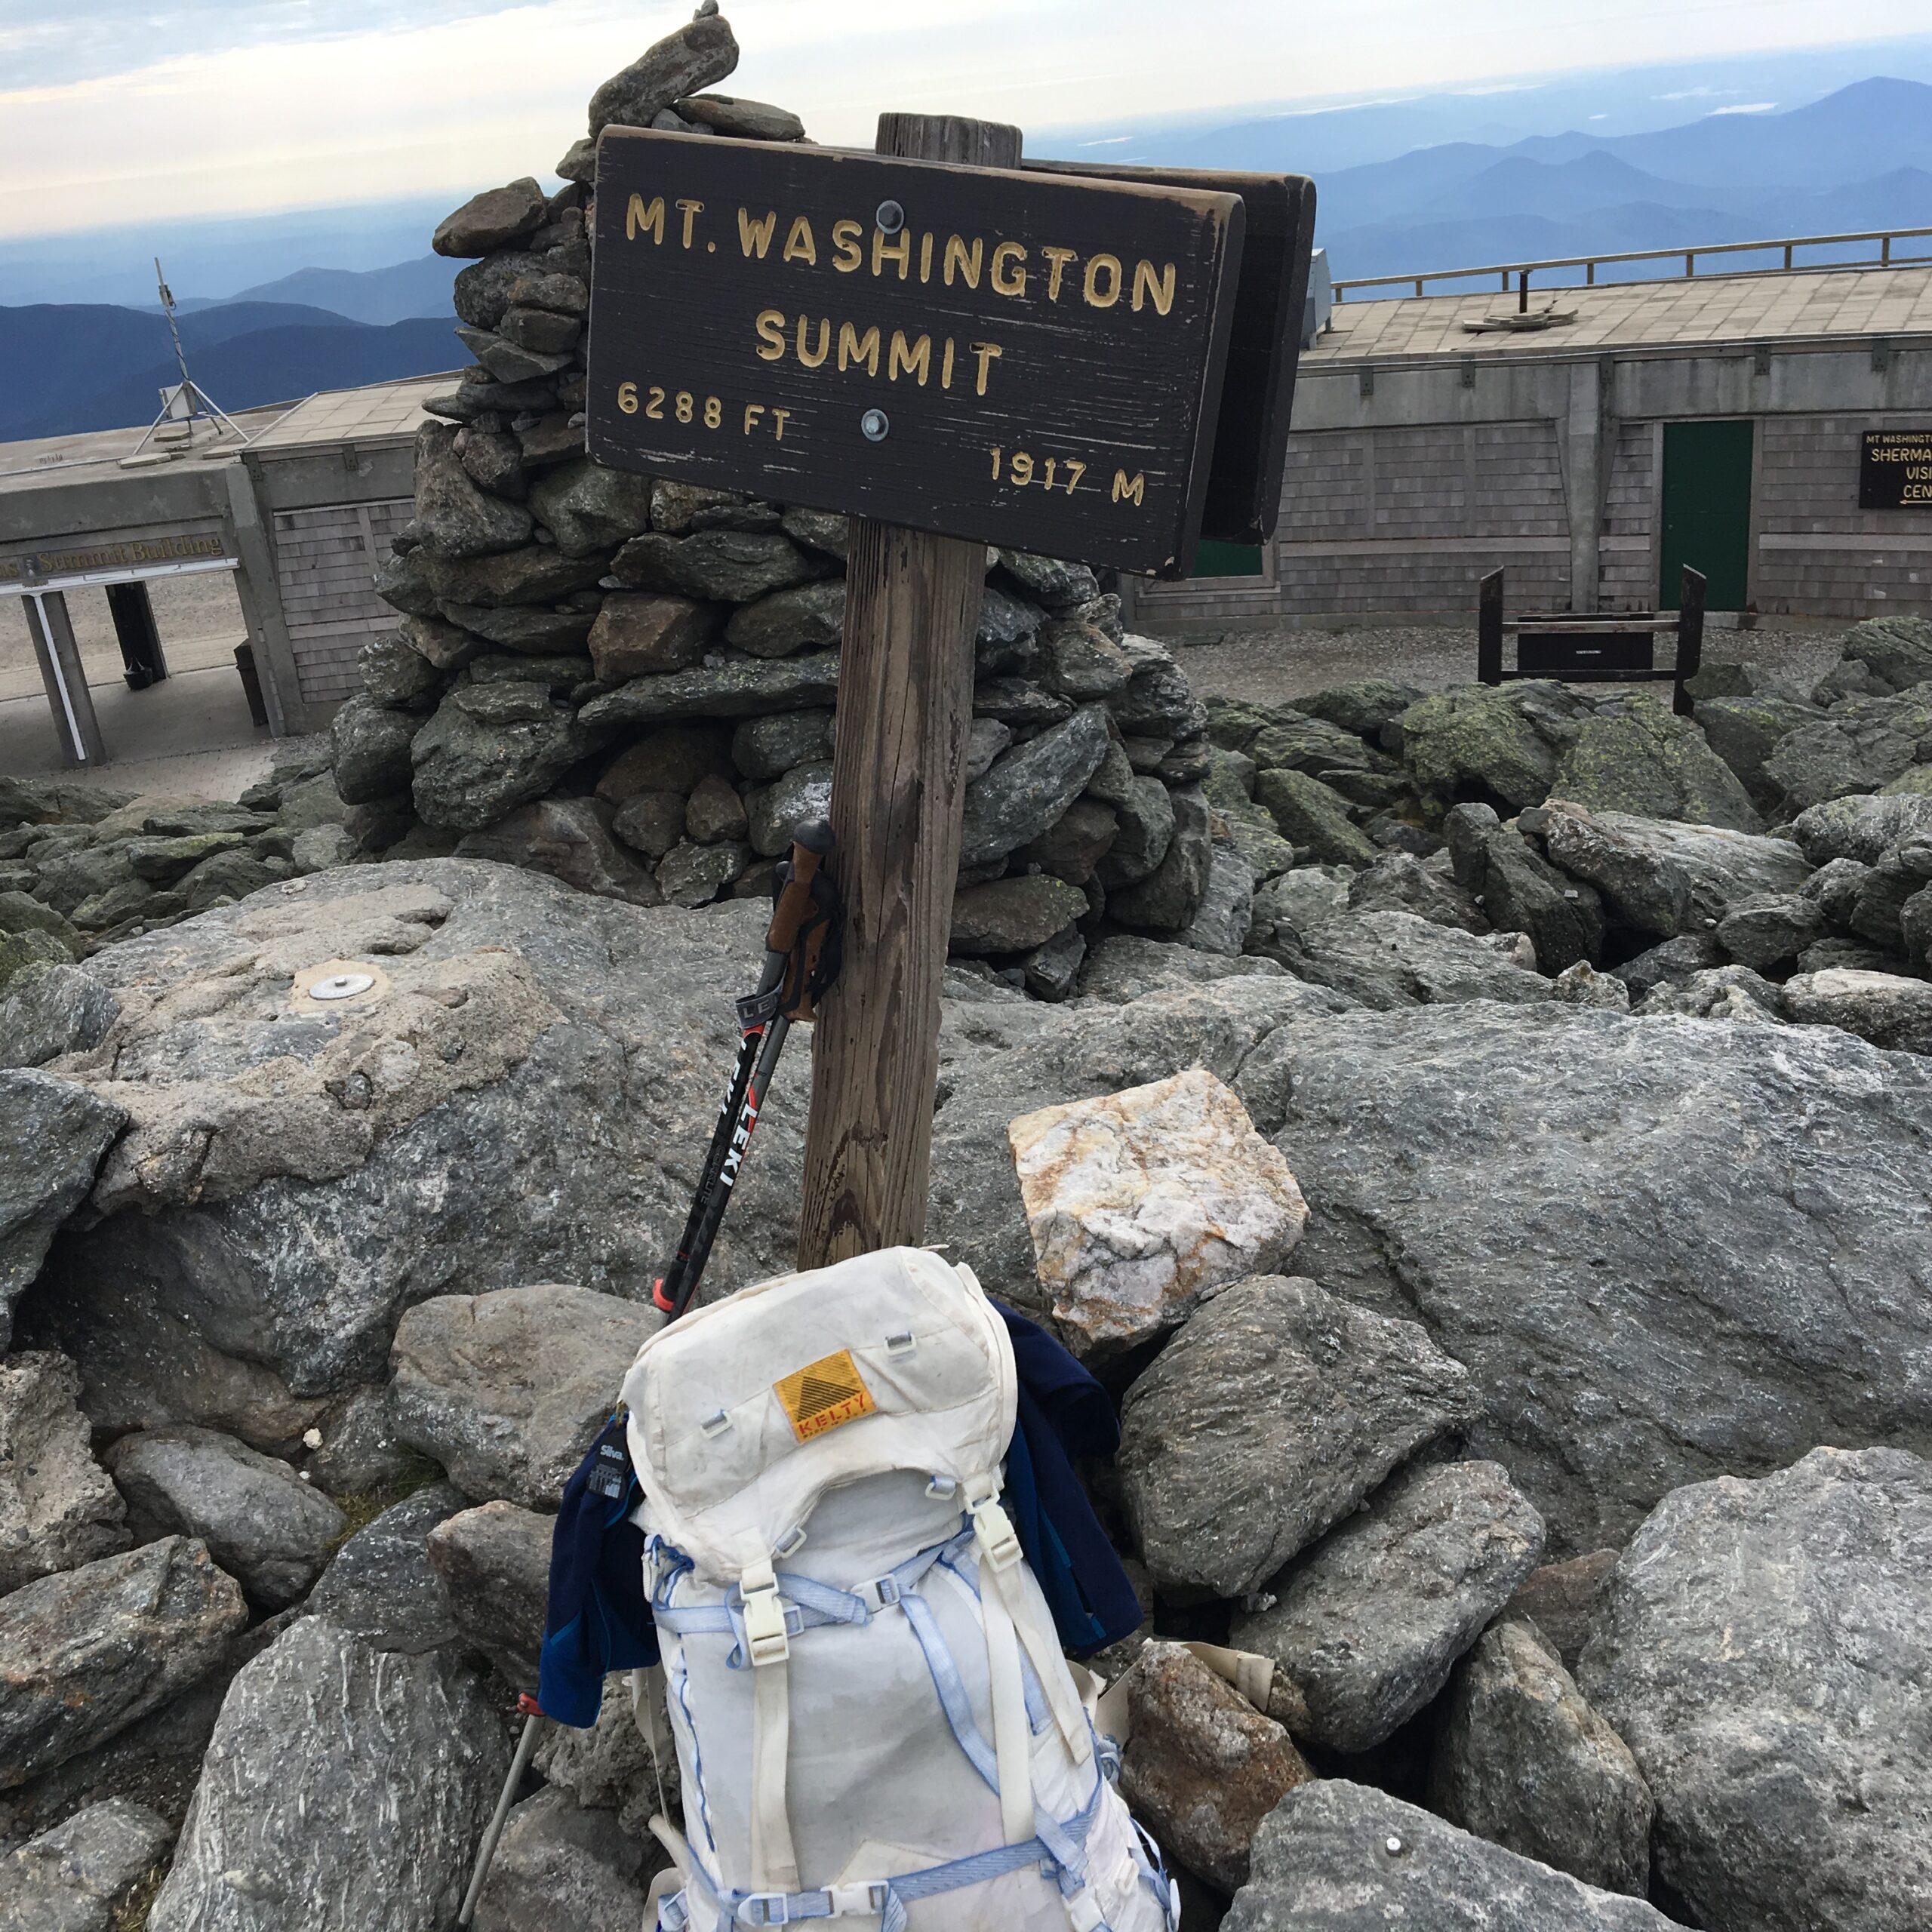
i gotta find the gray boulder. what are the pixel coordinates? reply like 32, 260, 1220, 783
1120, 1275, 1480, 1599
532, 1670, 680, 1839
1346, 851, 1487, 932
472, 1786, 657, 1932
413, 422, 534, 558
528, 458, 656, 558
0, 1797, 174, 1932
656, 838, 749, 906
1715, 890, 1823, 970
1093, 775, 1175, 889
1429, 1619, 1653, 1895
426, 1501, 552, 1686
304, 1481, 466, 1652
731, 709, 832, 783
958, 707, 1111, 869
0, 962, 117, 1069
1289, 680, 1428, 738
1540, 801, 1810, 937
0, 1351, 128, 1594
455, 797, 662, 905
1782, 966, 1932, 1053
2, 1069, 124, 1350
103, 1426, 347, 1609
1580, 1447, 1932, 1932
1549, 697, 1761, 830
1694, 694, 1823, 799
1226, 1780, 1678, 1931
331, 692, 424, 805
612, 528, 818, 603
587, 11, 738, 134
149, 1617, 510, 1932
1473, 826, 1604, 971
411, 683, 589, 832
950, 876, 1088, 955
1636, 963, 1784, 1022
1790, 789, 1932, 865
1232, 1461, 1546, 1753
1273, 909, 1554, 1010
0, 1537, 248, 1788
1179, 846, 1257, 955
432, 178, 546, 257
1111, 784, 1214, 931
1835, 614, 1932, 693
390, 1284, 660, 1507
724, 579, 847, 657
36, 866, 809, 1428
1507, 1549, 1621, 1666
1396, 682, 1583, 811
580, 651, 841, 727
1607, 931, 1725, 1001
1550, 960, 1630, 1011
1078, 937, 1289, 1002
418, 545, 610, 610
1254, 769, 1377, 867
747, 759, 834, 858
1240, 1001, 1932, 1553
1760, 686, 1932, 816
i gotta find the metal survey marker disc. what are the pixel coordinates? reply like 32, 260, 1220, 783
309, 972, 375, 1001
291, 958, 392, 1009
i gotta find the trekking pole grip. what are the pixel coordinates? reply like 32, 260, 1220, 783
765, 817, 833, 955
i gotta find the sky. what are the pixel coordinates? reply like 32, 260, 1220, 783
2, 0, 1930, 240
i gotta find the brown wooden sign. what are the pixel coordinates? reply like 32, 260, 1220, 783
587, 130, 1245, 575
1860, 429, 1932, 509
1025, 162, 1315, 547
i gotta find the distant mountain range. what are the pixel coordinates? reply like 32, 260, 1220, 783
1185, 77, 1932, 285
0, 301, 459, 442
174, 255, 458, 327
6, 67, 1931, 443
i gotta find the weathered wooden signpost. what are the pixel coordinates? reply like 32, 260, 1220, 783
588, 115, 1310, 1269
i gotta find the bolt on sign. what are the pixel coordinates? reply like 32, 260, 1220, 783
587, 131, 1247, 576
1860, 429, 1932, 509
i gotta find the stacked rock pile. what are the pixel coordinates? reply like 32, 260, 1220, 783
322, 7, 1216, 998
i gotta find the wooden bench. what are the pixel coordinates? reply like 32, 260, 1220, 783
1478, 566, 1706, 716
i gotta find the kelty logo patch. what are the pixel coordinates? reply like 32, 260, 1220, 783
775, 1350, 875, 1441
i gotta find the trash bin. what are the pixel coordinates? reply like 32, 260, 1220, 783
234, 643, 270, 729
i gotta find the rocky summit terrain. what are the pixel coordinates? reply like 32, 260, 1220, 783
5, 11, 1932, 1932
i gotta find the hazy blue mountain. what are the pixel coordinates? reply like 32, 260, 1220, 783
1321, 205, 1765, 288
0, 198, 459, 309
1414, 153, 1718, 222
1, 305, 460, 441
1514, 78, 1932, 190
0, 300, 371, 438
217, 256, 457, 325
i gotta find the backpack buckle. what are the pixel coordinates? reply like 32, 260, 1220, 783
739, 1561, 790, 1666
968, 1492, 1021, 1573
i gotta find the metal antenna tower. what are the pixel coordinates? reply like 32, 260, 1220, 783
129, 258, 252, 456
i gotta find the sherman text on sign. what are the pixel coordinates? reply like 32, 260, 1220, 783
1860, 429, 1932, 509
587, 130, 1245, 575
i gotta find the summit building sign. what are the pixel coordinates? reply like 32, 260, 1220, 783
587, 130, 1247, 575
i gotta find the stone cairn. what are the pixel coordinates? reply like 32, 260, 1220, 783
330, 6, 1217, 998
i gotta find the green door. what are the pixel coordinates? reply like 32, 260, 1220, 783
1659, 420, 1754, 609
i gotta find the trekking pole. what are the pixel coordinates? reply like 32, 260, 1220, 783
654, 817, 838, 1320
457, 820, 840, 1923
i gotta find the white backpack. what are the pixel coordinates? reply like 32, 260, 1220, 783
620, 1245, 1177, 1932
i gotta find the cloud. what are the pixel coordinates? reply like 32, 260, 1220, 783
2, 0, 1930, 238
0, 0, 537, 85
1710, 100, 1780, 113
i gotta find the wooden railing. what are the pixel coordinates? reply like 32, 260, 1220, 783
1331, 224, 1932, 304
